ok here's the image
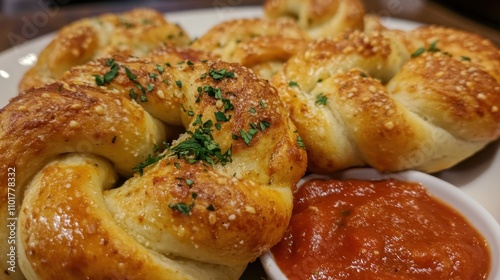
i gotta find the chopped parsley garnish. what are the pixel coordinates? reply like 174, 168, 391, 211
175, 80, 183, 88
209, 68, 235, 80
412, 40, 440, 58
94, 59, 119, 86
259, 100, 266, 109
168, 193, 197, 216
259, 121, 271, 131
156, 64, 164, 74
206, 204, 216, 211
169, 201, 194, 216
129, 89, 137, 100
297, 136, 306, 149
288, 81, 299, 87
176, 177, 194, 188
124, 66, 149, 102
125, 66, 137, 81
215, 111, 231, 122
132, 153, 166, 176
169, 115, 232, 165
147, 83, 154, 92
461, 56, 471, 61
427, 40, 440, 52
316, 93, 328, 105
411, 47, 425, 58
239, 128, 259, 146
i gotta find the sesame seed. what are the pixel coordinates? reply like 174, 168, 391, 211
228, 214, 236, 221
157, 89, 165, 99
476, 93, 486, 100
94, 105, 104, 114
245, 205, 256, 214
69, 120, 80, 128
208, 212, 217, 225
384, 121, 395, 130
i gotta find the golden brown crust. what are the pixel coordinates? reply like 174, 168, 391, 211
19, 8, 190, 93
191, 18, 309, 80
264, 0, 365, 38
271, 27, 500, 173
1, 57, 307, 279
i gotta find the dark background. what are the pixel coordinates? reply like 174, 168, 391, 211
1, 0, 499, 52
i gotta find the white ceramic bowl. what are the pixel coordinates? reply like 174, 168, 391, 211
261, 168, 500, 280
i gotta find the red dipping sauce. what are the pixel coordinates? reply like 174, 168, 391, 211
271, 178, 491, 279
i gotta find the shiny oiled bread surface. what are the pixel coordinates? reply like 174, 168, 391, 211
1, 57, 307, 279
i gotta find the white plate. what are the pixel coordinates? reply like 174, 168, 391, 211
0, 7, 498, 226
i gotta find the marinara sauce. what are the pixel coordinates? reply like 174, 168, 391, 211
271, 178, 491, 279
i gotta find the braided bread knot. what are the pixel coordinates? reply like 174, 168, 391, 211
191, 18, 310, 80
270, 26, 500, 173
264, 0, 365, 38
19, 8, 190, 93
0, 55, 307, 279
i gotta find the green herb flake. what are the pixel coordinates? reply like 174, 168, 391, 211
149, 73, 158, 79
411, 47, 425, 58
249, 107, 256, 114
239, 128, 258, 146
259, 121, 270, 131
93, 75, 105, 86
259, 100, 266, 109
215, 111, 231, 122
125, 67, 137, 81
169, 116, 232, 165
168, 202, 194, 216
297, 136, 306, 149
185, 178, 194, 187
156, 64, 164, 74
315, 93, 328, 105
427, 40, 440, 52
129, 89, 137, 100
147, 83, 155, 92
461, 56, 471, 61
288, 81, 299, 88
132, 154, 166, 176
175, 80, 182, 88
206, 204, 215, 211
209, 68, 235, 80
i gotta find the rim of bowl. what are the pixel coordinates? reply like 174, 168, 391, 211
260, 167, 500, 280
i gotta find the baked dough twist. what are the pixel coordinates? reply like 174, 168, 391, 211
19, 8, 190, 93
191, 18, 310, 80
270, 26, 500, 173
0, 55, 307, 279
264, 0, 365, 38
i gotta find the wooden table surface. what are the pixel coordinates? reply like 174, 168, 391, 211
0, 0, 498, 279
